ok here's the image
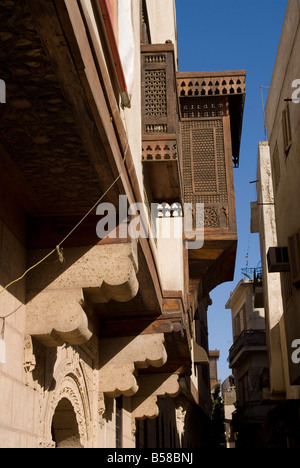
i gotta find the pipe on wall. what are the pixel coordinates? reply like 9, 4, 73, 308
93, 0, 131, 108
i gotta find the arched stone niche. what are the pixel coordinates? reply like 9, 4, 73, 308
39, 348, 93, 448
52, 397, 83, 448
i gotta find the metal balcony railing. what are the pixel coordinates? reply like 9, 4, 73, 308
228, 329, 266, 364
232, 401, 275, 425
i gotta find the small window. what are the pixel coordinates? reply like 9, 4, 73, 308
282, 271, 293, 305
116, 396, 123, 448
288, 232, 300, 285
282, 103, 292, 155
272, 142, 280, 193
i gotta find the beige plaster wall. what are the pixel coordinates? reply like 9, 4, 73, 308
0, 219, 38, 448
145, 0, 178, 65
156, 217, 184, 292
254, 142, 286, 396
265, 0, 300, 242
264, 0, 300, 393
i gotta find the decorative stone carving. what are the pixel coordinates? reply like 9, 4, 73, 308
24, 335, 36, 375
175, 396, 193, 443
39, 346, 93, 448
175, 405, 188, 439
99, 334, 168, 398
132, 373, 180, 420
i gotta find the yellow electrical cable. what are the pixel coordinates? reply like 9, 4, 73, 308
0, 249, 56, 296
0, 152, 128, 299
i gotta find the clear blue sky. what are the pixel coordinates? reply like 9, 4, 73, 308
175, 0, 288, 382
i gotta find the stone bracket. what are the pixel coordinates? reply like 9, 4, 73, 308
26, 243, 139, 347
99, 334, 167, 398
27, 243, 139, 303
26, 289, 93, 347
132, 373, 180, 420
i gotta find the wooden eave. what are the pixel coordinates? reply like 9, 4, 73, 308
177, 71, 246, 167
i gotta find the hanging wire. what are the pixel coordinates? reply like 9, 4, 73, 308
241, 235, 252, 279
0, 152, 128, 302
260, 86, 269, 141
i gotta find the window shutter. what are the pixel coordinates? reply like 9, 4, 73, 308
288, 232, 300, 284
282, 103, 292, 155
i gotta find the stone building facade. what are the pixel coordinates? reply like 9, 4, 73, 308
226, 278, 272, 447
0, 0, 245, 448
251, 0, 300, 447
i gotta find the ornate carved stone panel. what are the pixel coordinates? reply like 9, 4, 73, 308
38, 346, 94, 448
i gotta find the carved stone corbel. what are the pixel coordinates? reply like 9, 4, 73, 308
132, 373, 180, 420
26, 289, 93, 347
99, 334, 168, 397
26, 243, 139, 347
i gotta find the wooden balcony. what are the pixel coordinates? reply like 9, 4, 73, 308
177, 71, 246, 169
177, 71, 246, 295
141, 44, 182, 203
141, 134, 181, 202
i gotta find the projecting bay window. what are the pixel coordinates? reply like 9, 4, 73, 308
141, 43, 182, 204
282, 103, 292, 155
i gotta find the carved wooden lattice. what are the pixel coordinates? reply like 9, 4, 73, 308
142, 140, 177, 161
191, 128, 218, 195
178, 75, 246, 98
178, 72, 246, 169
181, 119, 227, 205
145, 70, 167, 117
141, 44, 181, 202
181, 97, 225, 119
141, 44, 178, 136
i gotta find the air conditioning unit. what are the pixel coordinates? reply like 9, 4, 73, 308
288, 232, 300, 284
267, 247, 290, 273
